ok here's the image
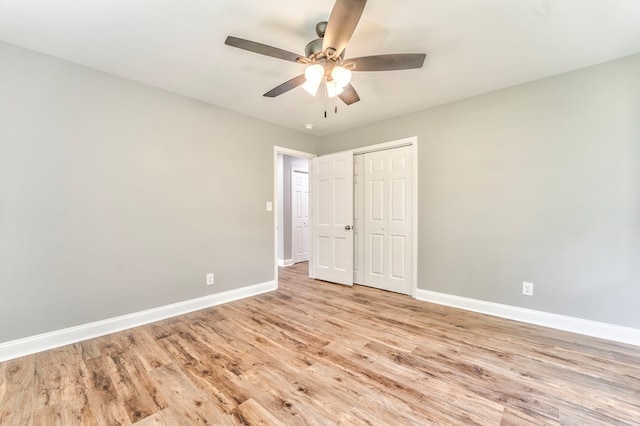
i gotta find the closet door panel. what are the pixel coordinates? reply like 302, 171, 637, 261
363, 146, 413, 295
353, 155, 365, 284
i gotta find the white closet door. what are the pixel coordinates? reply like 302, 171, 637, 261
353, 154, 365, 284
311, 151, 354, 286
292, 170, 309, 263
364, 146, 413, 295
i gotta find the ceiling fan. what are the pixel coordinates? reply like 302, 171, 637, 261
224, 0, 426, 105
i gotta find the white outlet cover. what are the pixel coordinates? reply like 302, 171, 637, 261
206, 273, 214, 285
266, 201, 273, 211
523, 281, 534, 296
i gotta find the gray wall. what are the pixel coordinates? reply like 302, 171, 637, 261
2, 39, 637, 345
0, 42, 317, 343
319, 53, 640, 328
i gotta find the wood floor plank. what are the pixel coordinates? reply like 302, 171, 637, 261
107, 348, 167, 423
32, 345, 97, 426
1, 262, 639, 425
110, 329, 175, 371
240, 367, 339, 425
0, 355, 35, 425
33, 346, 81, 408
153, 332, 248, 411
234, 398, 284, 426
319, 340, 505, 425
149, 363, 238, 425
307, 359, 447, 425
499, 407, 560, 426
82, 355, 132, 426
31, 399, 99, 426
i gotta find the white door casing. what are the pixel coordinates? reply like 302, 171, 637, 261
363, 146, 413, 295
292, 169, 309, 264
311, 151, 354, 286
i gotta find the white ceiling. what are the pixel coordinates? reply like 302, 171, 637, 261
1, 0, 639, 136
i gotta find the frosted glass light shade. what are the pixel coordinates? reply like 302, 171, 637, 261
304, 64, 325, 83
302, 79, 321, 96
331, 66, 352, 88
326, 80, 344, 98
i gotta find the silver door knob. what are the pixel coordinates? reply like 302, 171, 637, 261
345, 225, 351, 230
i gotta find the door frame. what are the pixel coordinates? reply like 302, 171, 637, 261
274, 136, 418, 298
273, 146, 316, 287
349, 136, 418, 298
291, 167, 310, 264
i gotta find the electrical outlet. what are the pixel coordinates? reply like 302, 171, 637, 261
522, 281, 534, 296
206, 273, 215, 286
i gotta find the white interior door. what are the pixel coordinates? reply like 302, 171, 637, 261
311, 151, 354, 285
292, 170, 309, 263
364, 146, 413, 295
353, 154, 365, 284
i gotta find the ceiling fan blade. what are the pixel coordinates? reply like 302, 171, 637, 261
225, 36, 304, 63
347, 53, 427, 71
338, 83, 360, 105
264, 74, 307, 97
323, 0, 367, 58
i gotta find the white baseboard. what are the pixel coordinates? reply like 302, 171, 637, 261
277, 259, 294, 267
0, 280, 277, 362
415, 289, 640, 347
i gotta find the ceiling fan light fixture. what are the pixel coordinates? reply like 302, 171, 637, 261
331, 65, 352, 88
304, 63, 325, 83
302, 79, 321, 96
326, 79, 344, 98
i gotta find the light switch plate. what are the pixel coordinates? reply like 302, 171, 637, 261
266, 201, 273, 211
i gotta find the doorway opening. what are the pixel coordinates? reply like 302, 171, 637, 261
273, 147, 315, 284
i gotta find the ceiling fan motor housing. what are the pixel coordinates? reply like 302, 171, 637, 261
304, 38, 324, 58
315, 21, 328, 38
306, 21, 345, 62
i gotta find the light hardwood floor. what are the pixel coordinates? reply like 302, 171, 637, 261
1, 262, 639, 425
